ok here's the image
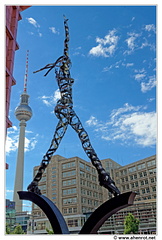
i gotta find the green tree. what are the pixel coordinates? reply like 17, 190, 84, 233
6, 223, 11, 234
12, 224, 25, 234
46, 227, 54, 234
124, 213, 140, 234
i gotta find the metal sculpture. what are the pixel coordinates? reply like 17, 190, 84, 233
18, 191, 136, 234
27, 16, 120, 197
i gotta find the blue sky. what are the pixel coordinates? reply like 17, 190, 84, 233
5, 5, 157, 210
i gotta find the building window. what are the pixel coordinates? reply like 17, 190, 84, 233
92, 176, 97, 181
128, 166, 136, 173
39, 176, 46, 182
86, 165, 91, 171
135, 182, 138, 187
126, 184, 129, 189
73, 208, 77, 213
88, 199, 92, 205
86, 173, 91, 179
130, 175, 133, 180
145, 179, 148, 185
149, 168, 156, 174
150, 177, 155, 183
62, 170, 76, 178
63, 197, 77, 205
62, 161, 76, 169
141, 189, 145, 194
147, 159, 156, 167
146, 187, 150, 193
38, 185, 46, 191
63, 179, 76, 186
68, 208, 72, 213
63, 188, 77, 195
81, 188, 86, 195
79, 162, 85, 169
116, 172, 119, 177
152, 186, 156, 192
67, 219, 78, 227
63, 208, 67, 214
137, 163, 146, 170
140, 180, 144, 186
143, 171, 147, 177
80, 170, 85, 177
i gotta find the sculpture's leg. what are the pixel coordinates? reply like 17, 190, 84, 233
27, 119, 68, 194
68, 109, 120, 196
79, 191, 136, 234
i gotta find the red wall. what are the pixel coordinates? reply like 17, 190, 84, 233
6, 6, 30, 129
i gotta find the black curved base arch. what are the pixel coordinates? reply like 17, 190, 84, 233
18, 191, 136, 234
79, 191, 136, 234
18, 191, 69, 234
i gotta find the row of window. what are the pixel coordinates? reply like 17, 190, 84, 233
63, 207, 77, 214
63, 178, 76, 186
63, 197, 77, 205
81, 197, 99, 206
118, 159, 156, 176
135, 195, 156, 202
63, 188, 77, 196
82, 206, 94, 213
80, 170, 97, 181
80, 162, 96, 173
121, 179, 156, 191
62, 161, 76, 169
67, 219, 79, 227
80, 179, 99, 190
62, 170, 76, 178
81, 188, 102, 199
117, 169, 156, 183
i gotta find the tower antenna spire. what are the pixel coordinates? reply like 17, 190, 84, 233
24, 50, 29, 93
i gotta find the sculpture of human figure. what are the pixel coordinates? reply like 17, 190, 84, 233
27, 16, 120, 197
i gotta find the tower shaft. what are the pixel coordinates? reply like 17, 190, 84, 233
13, 120, 26, 212
13, 50, 32, 212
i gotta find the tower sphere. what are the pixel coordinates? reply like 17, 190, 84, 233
15, 104, 32, 121
15, 92, 32, 121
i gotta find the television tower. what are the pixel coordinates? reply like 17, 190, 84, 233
13, 50, 32, 212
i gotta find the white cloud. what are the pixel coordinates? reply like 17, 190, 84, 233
39, 89, 61, 106
86, 103, 157, 147
86, 116, 98, 126
126, 36, 136, 50
6, 126, 38, 154
141, 75, 156, 93
135, 73, 146, 81
89, 29, 119, 57
96, 30, 118, 45
26, 17, 40, 28
125, 63, 134, 67
144, 24, 156, 32
24, 136, 38, 152
6, 189, 14, 193
49, 27, 59, 34
54, 89, 61, 102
